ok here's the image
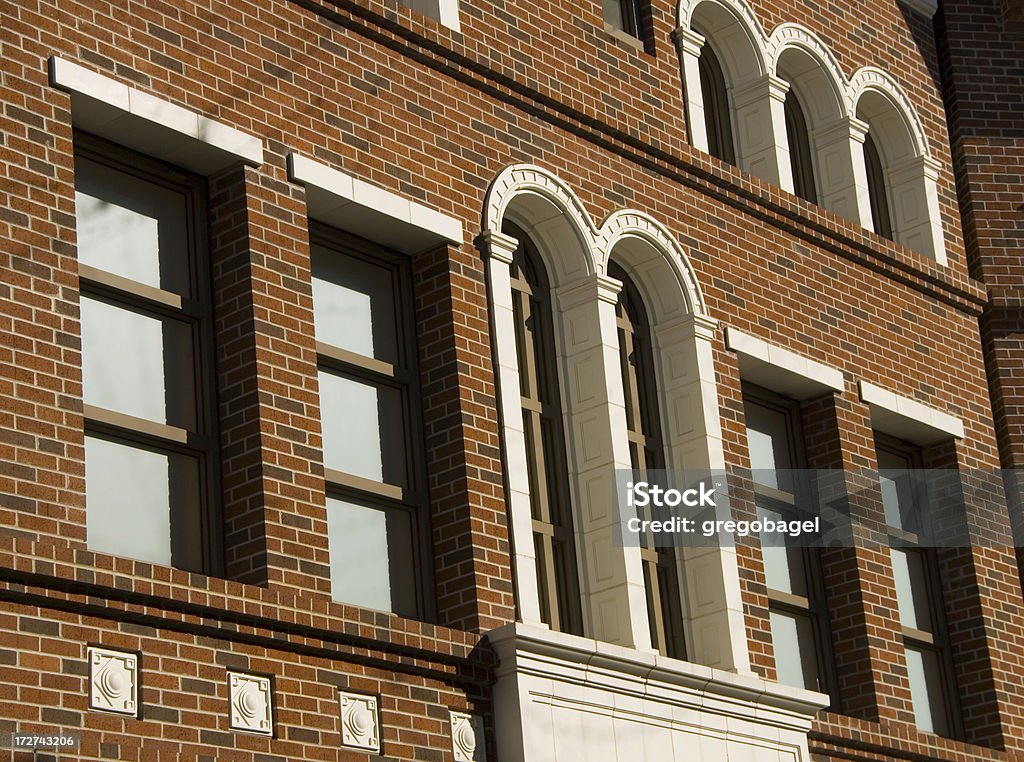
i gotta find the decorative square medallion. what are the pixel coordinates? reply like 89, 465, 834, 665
228, 671, 273, 735
450, 711, 486, 762
339, 691, 380, 752
88, 646, 138, 716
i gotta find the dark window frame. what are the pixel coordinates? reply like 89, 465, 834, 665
310, 224, 436, 622
784, 87, 818, 204
505, 221, 584, 636
697, 39, 737, 166
743, 385, 839, 703
74, 133, 223, 575
863, 131, 894, 240
609, 260, 686, 659
875, 433, 962, 738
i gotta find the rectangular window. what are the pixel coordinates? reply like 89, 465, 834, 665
744, 388, 835, 698
876, 437, 957, 736
311, 228, 432, 620
75, 138, 220, 573
603, 0, 643, 37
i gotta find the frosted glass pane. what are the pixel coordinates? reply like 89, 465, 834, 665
319, 370, 405, 486
759, 505, 808, 596
877, 449, 919, 532
905, 646, 949, 735
744, 401, 793, 491
81, 296, 196, 428
603, 0, 625, 27
75, 157, 189, 295
770, 610, 819, 691
85, 436, 199, 567
326, 497, 416, 615
890, 548, 932, 632
311, 246, 397, 362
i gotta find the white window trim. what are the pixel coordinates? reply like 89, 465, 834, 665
672, 3, 948, 265
288, 154, 462, 255
481, 164, 753, 675
859, 381, 965, 444
725, 327, 844, 399
49, 57, 263, 173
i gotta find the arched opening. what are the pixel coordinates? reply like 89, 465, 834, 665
504, 219, 584, 636
783, 89, 816, 203
698, 41, 737, 165
773, 39, 847, 211
853, 81, 944, 262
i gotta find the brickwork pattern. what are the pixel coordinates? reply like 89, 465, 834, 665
2, 0, 1023, 759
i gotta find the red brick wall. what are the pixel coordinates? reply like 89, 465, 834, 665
1, 0, 1023, 758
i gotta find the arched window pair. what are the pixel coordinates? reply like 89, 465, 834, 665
681, 0, 946, 264
505, 221, 685, 657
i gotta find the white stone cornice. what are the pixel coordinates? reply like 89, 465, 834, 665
554, 273, 623, 311
671, 25, 706, 57
475, 230, 519, 265
858, 381, 964, 444
814, 115, 869, 146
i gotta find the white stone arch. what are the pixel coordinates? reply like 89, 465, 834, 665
597, 209, 708, 320
675, 0, 798, 189
849, 67, 946, 263
768, 24, 846, 125
598, 210, 749, 673
479, 163, 751, 673
767, 24, 863, 219
482, 164, 597, 287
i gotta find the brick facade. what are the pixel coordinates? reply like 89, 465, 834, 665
2, 0, 1024, 759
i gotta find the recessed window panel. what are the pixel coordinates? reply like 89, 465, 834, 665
905, 645, 949, 735
326, 496, 416, 616
318, 370, 406, 486
80, 295, 196, 428
770, 609, 820, 691
75, 157, 190, 296
85, 435, 201, 568
311, 246, 397, 363
759, 504, 808, 597
744, 401, 794, 492
891, 548, 933, 632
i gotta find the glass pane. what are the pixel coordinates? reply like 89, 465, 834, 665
891, 548, 933, 632
81, 296, 196, 429
744, 401, 794, 492
75, 157, 190, 295
311, 245, 397, 363
905, 645, 950, 735
877, 448, 919, 532
770, 609, 820, 691
85, 435, 201, 569
319, 370, 406, 486
758, 504, 808, 597
602, 0, 625, 28
326, 497, 416, 616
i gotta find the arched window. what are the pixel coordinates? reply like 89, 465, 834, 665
863, 132, 894, 240
784, 89, 817, 204
698, 41, 737, 165
506, 221, 584, 636
609, 260, 686, 659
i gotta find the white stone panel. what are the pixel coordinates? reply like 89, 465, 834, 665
450, 711, 486, 762
88, 646, 138, 717
340, 691, 381, 752
228, 671, 273, 735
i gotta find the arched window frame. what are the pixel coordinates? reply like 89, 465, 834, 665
675, 4, 949, 264
480, 165, 752, 672
852, 69, 947, 264
505, 221, 584, 636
